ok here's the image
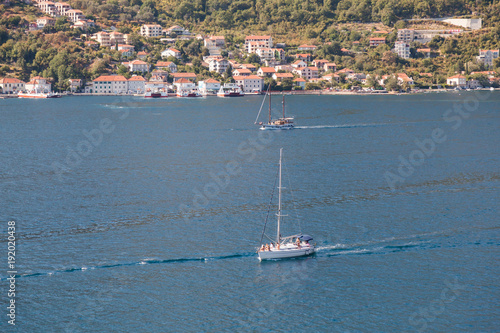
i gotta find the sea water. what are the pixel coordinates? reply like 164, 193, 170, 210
0, 92, 498, 332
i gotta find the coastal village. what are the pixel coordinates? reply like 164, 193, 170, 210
0, 0, 499, 97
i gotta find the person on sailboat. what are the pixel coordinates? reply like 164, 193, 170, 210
296, 237, 301, 248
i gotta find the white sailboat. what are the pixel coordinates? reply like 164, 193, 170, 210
255, 88, 294, 130
258, 148, 315, 261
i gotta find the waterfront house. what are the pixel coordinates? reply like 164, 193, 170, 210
233, 75, 264, 93
174, 78, 196, 91
128, 75, 146, 93
68, 78, 82, 92
92, 75, 128, 94
198, 78, 221, 95
171, 73, 197, 82
293, 77, 306, 90
0, 78, 25, 94
447, 74, 466, 87
25, 76, 51, 92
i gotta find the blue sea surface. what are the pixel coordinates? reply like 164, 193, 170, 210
0, 92, 499, 332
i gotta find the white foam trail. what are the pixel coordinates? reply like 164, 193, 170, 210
295, 123, 386, 129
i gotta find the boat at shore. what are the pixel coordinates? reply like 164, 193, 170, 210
255, 89, 294, 130
177, 89, 202, 97
258, 148, 315, 261
144, 89, 168, 98
217, 83, 244, 97
18, 91, 61, 99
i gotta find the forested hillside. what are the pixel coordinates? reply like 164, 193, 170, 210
67, 0, 500, 33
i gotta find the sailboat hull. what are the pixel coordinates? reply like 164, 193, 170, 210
260, 124, 294, 130
258, 245, 315, 260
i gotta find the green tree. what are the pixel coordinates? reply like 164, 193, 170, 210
385, 75, 400, 91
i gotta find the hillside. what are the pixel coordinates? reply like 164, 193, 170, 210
0, 0, 499, 92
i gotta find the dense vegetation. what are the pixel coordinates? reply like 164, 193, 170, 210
65, 0, 500, 33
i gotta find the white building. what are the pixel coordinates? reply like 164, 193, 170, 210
92, 32, 111, 47
233, 75, 264, 93
165, 25, 190, 36
36, 16, 55, 28
394, 41, 410, 59
245, 35, 273, 53
256, 48, 274, 61
198, 79, 221, 95
397, 29, 415, 42
477, 49, 499, 67
293, 67, 319, 80
155, 61, 178, 73
37, 1, 57, 16
25, 76, 51, 92
0, 78, 25, 94
257, 67, 276, 77
123, 60, 150, 73
128, 76, 146, 93
161, 48, 181, 59
204, 36, 225, 56
65, 9, 84, 22
447, 75, 466, 87
92, 75, 128, 94
68, 79, 82, 92
140, 24, 162, 38
54, 2, 71, 16
208, 58, 229, 74
174, 78, 196, 91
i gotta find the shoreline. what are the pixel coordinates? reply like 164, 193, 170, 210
1, 88, 496, 99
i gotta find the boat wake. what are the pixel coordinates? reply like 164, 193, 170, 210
2, 253, 255, 280
315, 229, 461, 257
295, 123, 389, 129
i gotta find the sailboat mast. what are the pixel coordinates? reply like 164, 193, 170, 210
268, 90, 271, 123
282, 94, 285, 118
277, 148, 282, 244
